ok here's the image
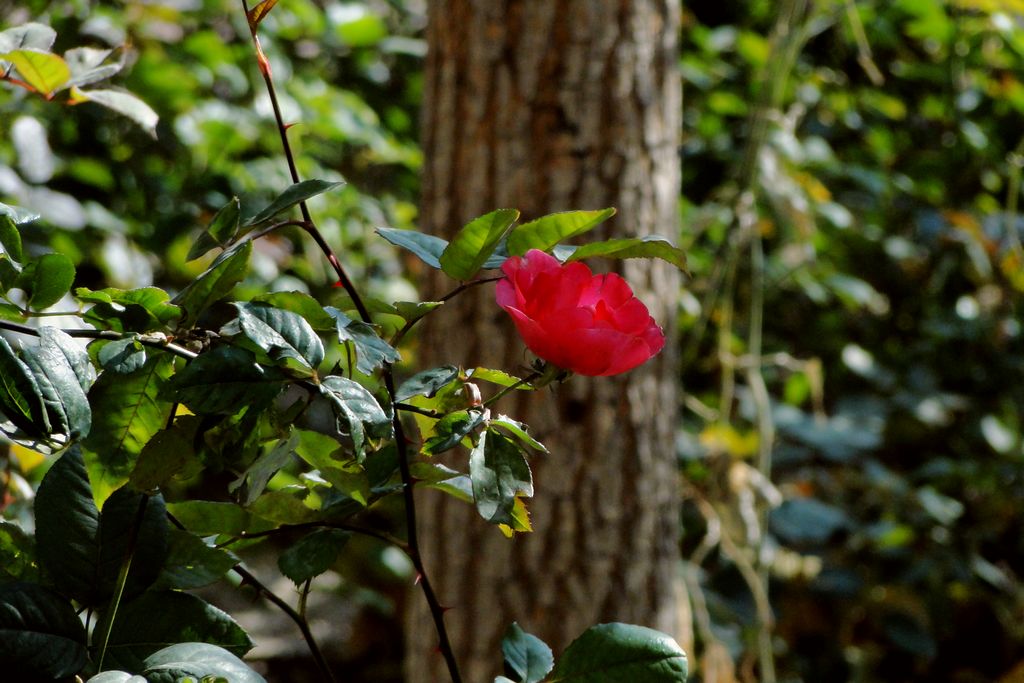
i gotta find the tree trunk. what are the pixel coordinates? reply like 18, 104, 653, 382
406, 2, 682, 680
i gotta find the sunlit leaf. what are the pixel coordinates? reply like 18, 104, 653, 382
70, 87, 159, 137
326, 307, 399, 375
440, 208, 519, 281
376, 227, 447, 268
242, 179, 343, 227
84, 355, 174, 491
0, 23, 56, 53
223, 301, 325, 374
1, 48, 70, 96
561, 235, 688, 271
506, 208, 616, 256
0, 215, 24, 263
172, 241, 251, 325
468, 429, 533, 525
187, 196, 240, 261
247, 0, 280, 30
18, 252, 75, 310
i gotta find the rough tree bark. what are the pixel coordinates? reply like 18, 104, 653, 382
405, 2, 683, 680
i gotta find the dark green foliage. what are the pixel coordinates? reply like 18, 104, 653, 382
277, 528, 352, 585
34, 449, 168, 607
97, 591, 252, 672
0, 582, 88, 681
549, 623, 688, 682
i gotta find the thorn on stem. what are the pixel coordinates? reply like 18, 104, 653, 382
257, 50, 271, 77
414, 572, 422, 585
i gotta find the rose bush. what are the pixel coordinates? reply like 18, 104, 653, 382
496, 249, 665, 376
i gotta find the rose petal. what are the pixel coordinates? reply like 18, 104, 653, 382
579, 272, 634, 309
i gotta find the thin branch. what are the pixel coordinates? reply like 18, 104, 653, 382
384, 370, 464, 683
239, 7, 463, 680
394, 402, 442, 419
481, 370, 541, 408
239, 0, 371, 325
389, 276, 501, 349
168, 511, 338, 683
0, 321, 198, 360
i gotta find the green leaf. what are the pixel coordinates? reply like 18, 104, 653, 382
163, 346, 286, 415
502, 622, 554, 683
154, 528, 239, 590
1, 48, 70, 96
421, 472, 474, 503
34, 446, 101, 604
469, 368, 533, 390
506, 208, 616, 256
278, 528, 351, 585
247, 0, 280, 29
0, 202, 40, 224
20, 327, 93, 439
255, 291, 336, 330
562, 235, 688, 271
0, 23, 57, 53
0, 335, 51, 440
393, 300, 443, 324
86, 671, 147, 683
242, 179, 343, 227
129, 426, 196, 491
223, 301, 325, 374
36, 449, 169, 607
0, 521, 38, 584
0, 215, 24, 263
423, 409, 487, 455
78, 286, 182, 333
71, 87, 159, 137
396, 366, 460, 402
18, 252, 75, 310
294, 432, 372, 505
490, 415, 547, 453
228, 430, 299, 505
468, 430, 533, 525
187, 197, 241, 261
96, 487, 169, 602
0, 254, 22, 295
63, 46, 124, 89
100, 591, 253, 673
165, 500, 275, 537
247, 487, 320, 524
0, 582, 87, 680
84, 355, 174, 489
376, 227, 448, 268
172, 240, 251, 326
96, 337, 147, 374
318, 375, 391, 455
549, 623, 688, 682
439, 208, 520, 281
326, 307, 400, 375
142, 642, 266, 683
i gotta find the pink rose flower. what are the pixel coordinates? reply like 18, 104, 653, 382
495, 249, 665, 377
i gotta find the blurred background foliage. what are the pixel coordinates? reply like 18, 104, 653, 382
2, 0, 1024, 681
